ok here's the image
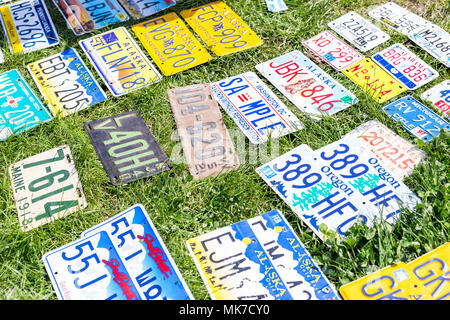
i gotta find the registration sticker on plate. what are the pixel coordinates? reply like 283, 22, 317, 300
27, 48, 107, 118
408, 24, 450, 68
180, 1, 263, 56
302, 30, 364, 71
132, 12, 212, 76
80, 27, 162, 96
255, 50, 358, 116
421, 80, 450, 117
187, 209, 340, 300
0, 0, 59, 53
119, 0, 175, 20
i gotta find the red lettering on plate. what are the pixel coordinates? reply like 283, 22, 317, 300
102, 258, 138, 300
138, 234, 172, 279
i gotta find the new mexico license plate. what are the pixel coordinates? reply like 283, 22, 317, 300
408, 24, 450, 68
119, 0, 176, 20
421, 80, 450, 116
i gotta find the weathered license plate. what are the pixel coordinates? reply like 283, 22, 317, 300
119, 0, 175, 20
421, 80, 450, 117
408, 24, 450, 68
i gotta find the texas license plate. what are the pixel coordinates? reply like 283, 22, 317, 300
372, 43, 439, 90
255, 50, 358, 116
132, 12, 212, 76
342, 58, 407, 103
408, 24, 450, 68
382, 95, 450, 142
180, 1, 263, 56
211, 71, 303, 144
302, 30, 364, 71
80, 27, 162, 96
119, 0, 176, 20
0, 0, 59, 53
9, 145, 87, 231
27, 48, 107, 118
421, 80, 450, 116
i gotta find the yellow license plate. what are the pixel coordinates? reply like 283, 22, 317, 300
180, 1, 263, 56
407, 242, 450, 300
339, 262, 432, 300
342, 58, 407, 103
132, 12, 212, 76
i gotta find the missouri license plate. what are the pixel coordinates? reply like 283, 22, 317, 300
421, 80, 450, 116
119, 0, 175, 20
408, 24, 450, 68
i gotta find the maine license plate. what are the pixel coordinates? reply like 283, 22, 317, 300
9, 145, 87, 231
372, 43, 439, 90
255, 50, 358, 116
0, 69, 53, 141
132, 12, 212, 76
408, 24, 450, 68
81, 204, 194, 300
119, 0, 175, 20
211, 71, 303, 144
302, 30, 364, 71
342, 58, 407, 103
421, 80, 450, 116
27, 48, 107, 118
0, 0, 60, 54
43, 231, 141, 300
180, 1, 263, 56
80, 27, 162, 96
382, 95, 450, 142
187, 209, 340, 300
328, 11, 390, 52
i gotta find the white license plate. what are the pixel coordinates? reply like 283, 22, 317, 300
421, 80, 450, 116
409, 24, 450, 68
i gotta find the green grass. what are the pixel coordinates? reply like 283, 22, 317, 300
0, 0, 449, 300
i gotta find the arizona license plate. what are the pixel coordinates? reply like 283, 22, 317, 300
180, 1, 263, 56
9, 145, 87, 231
132, 12, 212, 76
342, 58, 407, 103
408, 24, 450, 68
27, 48, 107, 118
421, 80, 450, 117
255, 50, 358, 116
82, 204, 194, 300
382, 95, 450, 142
119, 0, 175, 20
302, 30, 364, 71
187, 209, 340, 300
372, 43, 439, 90
328, 11, 390, 52
0, 69, 52, 141
80, 27, 162, 96
211, 71, 303, 144
0, 0, 59, 53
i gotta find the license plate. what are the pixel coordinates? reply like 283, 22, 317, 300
119, 0, 176, 20
328, 11, 390, 52
344, 120, 426, 180
211, 71, 303, 144
84, 110, 172, 185
0, 0, 59, 53
27, 48, 107, 118
180, 1, 263, 56
79, 27, 162, 96
9, 145, 87, 231
186, 209, 340, 300
167, 83, 240, 180
43, 231, 141, 300
132, 12, 212, 76
342, 58, 407, 103
0, 69, 53, 141
265, 0, 288, 12
407, 242, 449, 300
408, 24, 450, 68
421, 80, 450, 117
372, 43, 439, 90
255, 50, 358, 116
302, 30, 364, 71
382, 95, 450, 142
81, 204, 194, 300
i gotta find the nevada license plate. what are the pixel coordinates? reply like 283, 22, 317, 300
27, 48, 107, 118
421, 80, 450, 116
408, 24, 450, 68
119, 0, 175, 20
0, 0, 59, 53
132, 12, 212, 76
302, 30, 364, 71
80, 27, 162, 96
255, 50, 358, 116
180, 1, 263, 56
342, 58, 407, 103
382, 95, 450, 142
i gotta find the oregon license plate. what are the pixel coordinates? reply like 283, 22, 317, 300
132, 12, 212, 76
80, 27, 162, 96
342, 58, 407, 103
408, 24, 450, 68
180, 1, 263, 56
255, 50, 358, 116
0, 0, 59, 53
27, 48, 107, 118
421, 80, 450, 116
119, 0, 175, 20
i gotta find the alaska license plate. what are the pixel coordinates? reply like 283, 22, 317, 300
27, 48, 107, 117
180, 1, 263, 56
421, 80, 450, 117
119, 0, 175, 20
80, 27, 162, 96
132, 12, 212, 76
408, 24, 450, 68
